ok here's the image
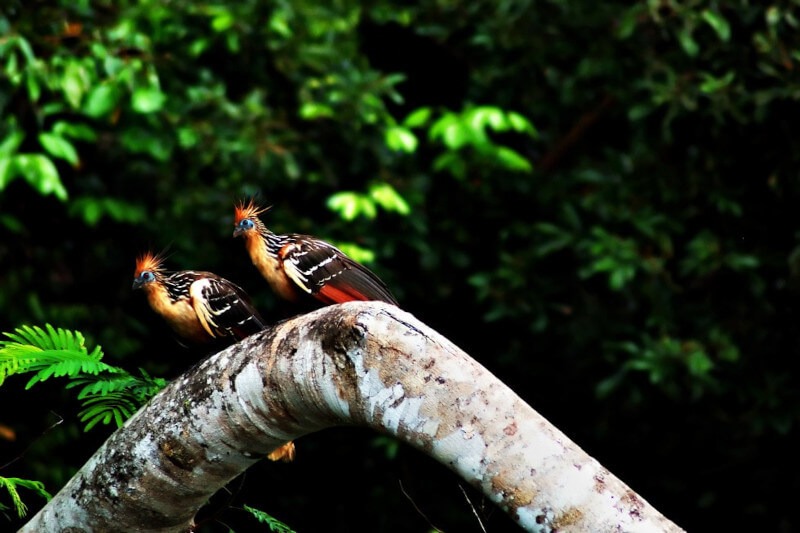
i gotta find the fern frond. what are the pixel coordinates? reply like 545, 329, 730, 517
0, 324, 167, 432
242, 504, 296, 533
0, 477, 51, 519
0, 324, 122, 388
79, 393, 139, 431
67, 370, 166, 401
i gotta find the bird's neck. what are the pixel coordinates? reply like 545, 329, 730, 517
160, 273, 193, 302
261, 231, 290, 257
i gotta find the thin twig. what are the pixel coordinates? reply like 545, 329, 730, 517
399, 479, 445, 533
0, 411, 63, 471
459, 484, 487, 533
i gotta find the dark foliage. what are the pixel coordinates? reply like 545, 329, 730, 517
2, 0, 799, 530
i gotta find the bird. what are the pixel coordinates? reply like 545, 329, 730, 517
132, 250, 296, 462
232, 199, 398, 307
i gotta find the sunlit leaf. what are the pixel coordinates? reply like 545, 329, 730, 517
299, 102, 334, 119
0, 130, 24, 156
14, 154, 68, 201
84, 85, 119, 118
385, 126, 418, 153
62, 62, 85, 108
494, 146, 532, 172
335, 242, 376, 264
38, 133, 79, 166
26, 75, 40, 102
53, 121, 97, 142
211, 11, 234, 32
0, 156, 14, 189
269, 13, 293, 37
442, 121, 471, 149
327, 192, 360, 220
369, 182, 410, 215
507, 111, 538, 136
131, 87, 166, 113
403, 107, 432, 128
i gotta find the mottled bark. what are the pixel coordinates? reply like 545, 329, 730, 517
20, 302, 683, 533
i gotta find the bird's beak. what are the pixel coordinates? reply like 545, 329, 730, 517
132, 278, 143, 290
233, 227, 244, 238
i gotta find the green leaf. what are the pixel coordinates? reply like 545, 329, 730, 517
384, 126, 418, 153
0, 130, 25, 156
334, 242, 375, 264
0, 477, 51, 518
369, 182, 410, 215
68, 197, 147, 226
699, 71, 736, 93
14, 35, 36, 64
432, 152, 467, 179
120, 129, 173, 161
38, 133, 79, 166
494, 146, 532, 172
242, 504, 296, 533
299, 102, 334, 119
26, 75, 41, 102
269, 12, 293, 37
403, 107, 432, 128
13, 154, 68, 201
676, 26, 699, 57
724, 254, 759, 271
211, 11, 235, 32
83, 84, 119, 118
53, 121, 97, 142
131, 87, 166, 113
469, 106, 507, 132
327, 192, 360, 220
702, 10, 731, 42
687, 350, 713, 376
507, 111, 538, 136
442, 121, 471, 149
62, 62, 86, 108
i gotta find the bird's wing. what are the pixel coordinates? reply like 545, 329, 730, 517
279, 238, 397, 305
189, 275, 266, 340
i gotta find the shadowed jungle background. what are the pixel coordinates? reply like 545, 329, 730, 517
1, 1, 799, 531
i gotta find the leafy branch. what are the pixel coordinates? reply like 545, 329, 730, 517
0, 477, 51, 520
0, 324, 166, 431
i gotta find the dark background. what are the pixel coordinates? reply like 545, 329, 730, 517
2, 1, 799, 531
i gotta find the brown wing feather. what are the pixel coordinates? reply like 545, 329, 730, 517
281, 238, 397, 305
190, 274, 266, 340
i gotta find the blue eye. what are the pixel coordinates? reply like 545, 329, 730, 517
239, 219, 255, 230
141, 271, 155, 282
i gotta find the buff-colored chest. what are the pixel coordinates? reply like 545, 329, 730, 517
145, 284, 209, 342
246, 235, 301, 302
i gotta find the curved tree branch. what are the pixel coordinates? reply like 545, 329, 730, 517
20, 302, 683, 532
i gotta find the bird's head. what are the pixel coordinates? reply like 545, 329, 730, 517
233, 199, 269, 238
133, 251, 166, 290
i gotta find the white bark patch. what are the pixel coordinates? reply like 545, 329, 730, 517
432, 426, 488, 482
233, 362, 295, 443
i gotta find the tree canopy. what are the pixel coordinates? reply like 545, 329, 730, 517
1, 1, 799, 531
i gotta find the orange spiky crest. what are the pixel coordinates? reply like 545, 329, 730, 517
134, 250, 168, 277
234, 198, 270, 225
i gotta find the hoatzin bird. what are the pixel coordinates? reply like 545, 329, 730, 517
132, 251, 296, 462
232, 199, 398, 308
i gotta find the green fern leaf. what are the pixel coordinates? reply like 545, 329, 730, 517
1, 324, 167, 432
243, 504, 296, 533
0, 477, 51, 519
